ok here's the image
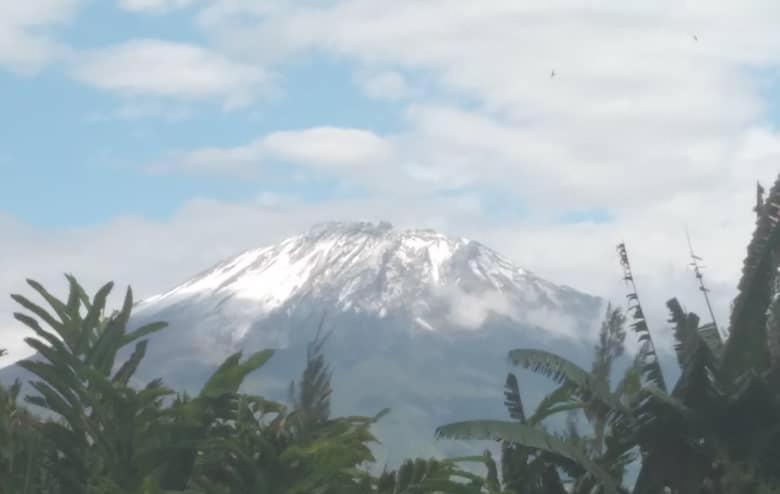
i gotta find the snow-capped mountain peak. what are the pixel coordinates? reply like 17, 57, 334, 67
1, 222, 604, 471
134, 221, 598, 347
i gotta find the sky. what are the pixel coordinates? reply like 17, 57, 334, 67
2, 0, 780, 360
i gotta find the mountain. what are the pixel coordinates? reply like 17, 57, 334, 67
3, 221, 605, 467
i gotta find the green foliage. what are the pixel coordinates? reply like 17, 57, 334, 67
436, 303, 638, 493
592, 303, 627, 387
436, 420, 619, 494
626, 174, 780, 493
0, 365, 57, 494
370, 455, 494, 494
200, 350, 275, 399
724, 175, 780, 377
617, 243, 667, 393
9, 276, 173, 493
287, 321, 333, 439
627, 174, 780, 494
5, 277, 464, 494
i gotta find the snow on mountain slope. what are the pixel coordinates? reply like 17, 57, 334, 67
134, 221, 597, 349
1, 221, 605, 469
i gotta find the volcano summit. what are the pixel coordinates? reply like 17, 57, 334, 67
5, 221, 606, 465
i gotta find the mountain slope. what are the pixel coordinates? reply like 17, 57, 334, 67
4, 221, 605, 467
133, 221, 598, 357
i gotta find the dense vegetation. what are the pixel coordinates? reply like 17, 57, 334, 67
1, 174, 779, 493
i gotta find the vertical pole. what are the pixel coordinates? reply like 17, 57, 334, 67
685, 227, 725, 338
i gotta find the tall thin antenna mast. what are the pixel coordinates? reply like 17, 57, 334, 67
685, 226, 725, 338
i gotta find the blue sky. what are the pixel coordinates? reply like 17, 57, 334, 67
1, 3, 409, 227
0, 55, 403, 226
6, 1, 777, 230
2, 0, 780, 358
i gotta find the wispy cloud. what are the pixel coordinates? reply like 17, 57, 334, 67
71, 39, 274, 109
190, 0, 779, 209
0, 183, 761, 362
5, 0, 780, 366
0, 0, 82, 74
163, 140, 267, 174
86, 101, 195, 122
152, 126, 392, 174
263, 127, 392, 168
118, 0, 197, 14
355, 70, 411, 100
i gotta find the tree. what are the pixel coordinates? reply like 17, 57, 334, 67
5, 277, 405, 493
436, 303, 637, 494
0, 348, 61, 494
625, 174, 780, 493
279, 322, 389, 493
370, 455, 499, 494
151, 313, 400, 494
9, 275, 173, 493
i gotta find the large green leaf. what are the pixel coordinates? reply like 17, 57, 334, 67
508, 349, 629, 417
24, 279, 71, 326
725, 174, 780, 378
79, 283, 113, 350
503, 373, 526, 422
435, 420, 619, 494
199, 350, 275, 399
112, 340, 149, 386
121, 322, 168, 348
766, 275, 780, 373
10, 294, 65, 340
528, 383, 580, 426
12, 312, 69, 357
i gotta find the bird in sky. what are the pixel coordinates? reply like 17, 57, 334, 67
693, 35, 698, 41
550, 70, 556, 78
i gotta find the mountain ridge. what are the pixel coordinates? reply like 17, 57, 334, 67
134, 221, 599, 344
1, 220, 605, 468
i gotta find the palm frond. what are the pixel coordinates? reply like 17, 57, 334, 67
435, 420, 620, 494
199, 350, 275, 399
765, 274, 780, 373
503, 373, 526, 422
528, 383, 579, 426
617, 243, 668, 392
667, 298, 700, 369
508, 349, 628, 416
724, 173, 780, 377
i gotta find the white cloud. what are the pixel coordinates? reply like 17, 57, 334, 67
6, 0, 780, 371
136, 3, 780, 355
443, 286, 513, 330
71, 39, 273, 109
0, 194, 484, 361
0, 173, 771, 363
438, 285, 581, 338
167, 140, 267, 173
189, 0, 780, 202
86, 101, 195, 122
263, 127, 393, 168
355, 70, 410, 100
152, 126, 392, 174
118, 0, 197, 14
0, 1, 81, 73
